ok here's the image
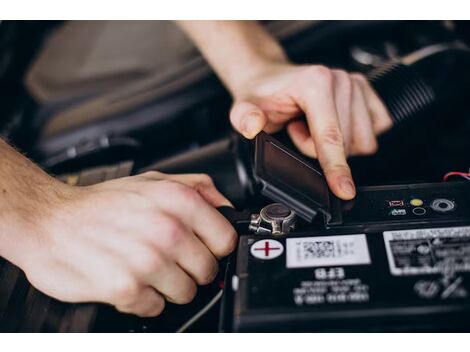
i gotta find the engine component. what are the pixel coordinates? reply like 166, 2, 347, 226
368, 42, 470, 125
430, 198, 456, 213
142, 134, 256, 208
220, 132, 470, 332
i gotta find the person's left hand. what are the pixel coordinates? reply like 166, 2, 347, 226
229, 63, 393, 200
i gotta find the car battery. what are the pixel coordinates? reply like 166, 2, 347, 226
220, 132, 470, 332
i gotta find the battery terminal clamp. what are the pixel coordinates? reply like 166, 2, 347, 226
249, 203, 296, 236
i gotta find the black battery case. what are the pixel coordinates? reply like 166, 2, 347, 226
221, 132, 470, 332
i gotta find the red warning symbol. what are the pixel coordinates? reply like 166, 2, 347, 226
250, 239, 284, 260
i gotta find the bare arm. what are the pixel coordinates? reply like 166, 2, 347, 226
0, 138, 236, 316
0, 139, 66, 268
178, 21, 393, 200
177, 21, 288, 94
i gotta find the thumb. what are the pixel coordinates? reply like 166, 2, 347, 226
230, 101, 267, 139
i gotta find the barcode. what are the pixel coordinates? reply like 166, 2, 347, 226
286, 234, 371, 268
303, 241, 335, 259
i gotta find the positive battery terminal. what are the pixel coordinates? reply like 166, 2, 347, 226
249, 203, 296, 236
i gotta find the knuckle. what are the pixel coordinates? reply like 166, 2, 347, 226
137, 251, 165, 273
158, 181, 201, 207
197, 173, 214, 186
148, 299, 166, 317
154, 299, 166, 316
158, 218, 185, 247
197, 259, 219, 285
178, 282, 198, 304
148, 179, 175, 197
112, 276, 140, 304
333, 69, 348, 80
321, 125, 344, 147
335, 70, 352, 91
140, 170, 163, 179
144, 213, 168, 238
170, 182, 199, 202
214, 229, 238, 257
162, 179, 185, 193
137, 295, 166, 318
308, 65, 334, 85
351, 73, 367, 84
140, 179, 165, 195
194, 174, 216, 193
115, 305, 133, 315
322, 162, 350, 174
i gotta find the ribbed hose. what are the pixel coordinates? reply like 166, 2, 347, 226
368, 62, 436, 124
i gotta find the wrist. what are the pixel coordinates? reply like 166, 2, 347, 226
0, 175, 74, 270
225, 53, 290, 99
179, 21, 289, 98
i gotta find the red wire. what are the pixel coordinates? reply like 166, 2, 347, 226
443, 171, 470, 182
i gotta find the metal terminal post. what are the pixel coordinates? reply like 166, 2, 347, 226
248, 203, 296, 236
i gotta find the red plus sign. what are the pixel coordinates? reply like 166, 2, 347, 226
254, 241, 281, 257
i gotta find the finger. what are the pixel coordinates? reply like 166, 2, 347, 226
240, 99, 288, 132
350, 80, 378, 156
287, 120, 317, 158
144, 255, 197, 305
230, 101, 267, 139
120, 233, 198, 305
332, 70, 353, 155
158, 214, 219, 285
296, 66, 356, 200
176, 240, 219, 286
191, 178, 233, 208
137, 174, 237, 257
263, 120, 286, 134
115, 287, 165, 317
153, 182, 237, 258
351, 73, 393, 134
139, 172, 233, 208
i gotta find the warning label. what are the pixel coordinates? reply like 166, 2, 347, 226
383, 226, 470, 276
286, 234, 371, 268
413, 275, 468, 300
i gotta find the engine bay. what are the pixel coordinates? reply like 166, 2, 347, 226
1, 20, 470, 332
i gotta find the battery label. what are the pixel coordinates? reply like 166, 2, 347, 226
286, 234, 371, 268
293, 277, 370, 306
383, 226, 470, 276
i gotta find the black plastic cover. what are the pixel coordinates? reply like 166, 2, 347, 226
254, 132, 333, 222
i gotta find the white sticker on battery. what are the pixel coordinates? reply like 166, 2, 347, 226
383, 226, 470, 276
286, 234, 371, 268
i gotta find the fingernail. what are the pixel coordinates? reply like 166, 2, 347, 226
340, 176, 356, 197
241, 114, 260, 137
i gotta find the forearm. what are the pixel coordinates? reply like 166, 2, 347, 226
0, 139, 66, 267
177, 21, 289, 95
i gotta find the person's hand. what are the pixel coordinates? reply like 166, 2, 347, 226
18, 171, 236, 317
230, 64, 393, 200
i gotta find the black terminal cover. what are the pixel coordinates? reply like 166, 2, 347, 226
254, 132, 333, 222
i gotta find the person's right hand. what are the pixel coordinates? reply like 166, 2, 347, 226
229, 64, 393, 200
18, 171, 237, 317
